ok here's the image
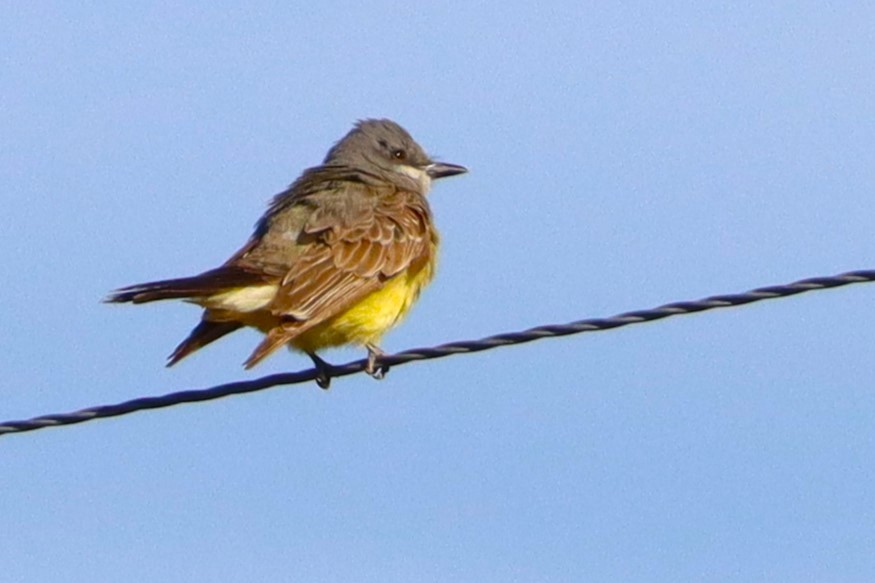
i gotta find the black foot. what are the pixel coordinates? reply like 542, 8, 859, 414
308, 352, 335, 390
365, 344, 390, 380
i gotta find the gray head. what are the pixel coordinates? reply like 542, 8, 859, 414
324, 119, 467, 193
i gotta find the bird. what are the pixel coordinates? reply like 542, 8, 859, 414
106, 119, 467, 388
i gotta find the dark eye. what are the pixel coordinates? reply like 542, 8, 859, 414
392, 148, 407, 160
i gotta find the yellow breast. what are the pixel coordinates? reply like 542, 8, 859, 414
290, 256, 437, 353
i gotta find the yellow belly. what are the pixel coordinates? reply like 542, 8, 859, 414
290, 260, 436, 353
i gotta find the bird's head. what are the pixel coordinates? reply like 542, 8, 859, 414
324, 119, 467, 193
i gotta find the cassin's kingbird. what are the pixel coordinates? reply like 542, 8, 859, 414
107, 119, 467, 387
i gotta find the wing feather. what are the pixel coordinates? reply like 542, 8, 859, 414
240, 185, 434, 368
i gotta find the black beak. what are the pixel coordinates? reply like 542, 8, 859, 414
425, 162, 468, 179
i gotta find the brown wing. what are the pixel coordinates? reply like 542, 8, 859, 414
241, 187, 434, 368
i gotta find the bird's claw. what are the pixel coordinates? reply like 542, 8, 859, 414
308, 352, 335, 390
366, 345, 390, 380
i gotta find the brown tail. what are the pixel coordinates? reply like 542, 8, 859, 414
167, 319, 244, 366
106, 267, 267, 304
107, 266, 267, 365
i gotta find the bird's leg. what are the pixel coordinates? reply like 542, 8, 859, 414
307, 352, 335, 390
365, 343, 390, 380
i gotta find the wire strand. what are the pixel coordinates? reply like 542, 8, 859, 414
2, 268, 873, 437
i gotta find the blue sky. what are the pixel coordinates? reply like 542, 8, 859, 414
3, 2, 875, 581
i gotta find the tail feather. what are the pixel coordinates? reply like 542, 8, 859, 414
167, 319, 243, 366
106, 267, 268, 304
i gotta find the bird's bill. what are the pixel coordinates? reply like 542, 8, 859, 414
425, 162, 468, 179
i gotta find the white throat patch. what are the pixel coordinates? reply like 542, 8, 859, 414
395, 164, 432, 193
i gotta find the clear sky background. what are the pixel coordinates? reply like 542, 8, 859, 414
3, 3, 875, 582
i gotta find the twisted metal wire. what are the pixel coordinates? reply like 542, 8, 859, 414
2, 269, 873, 437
